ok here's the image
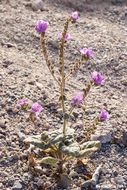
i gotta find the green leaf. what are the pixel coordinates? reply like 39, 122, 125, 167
80, 141, 101, 150
60, 141, 80, 157
37, 156, 59, 166
24, 135, 49, 149
78, 147, 99, 158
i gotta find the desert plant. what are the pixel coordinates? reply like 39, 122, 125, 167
18, 11, 109, 185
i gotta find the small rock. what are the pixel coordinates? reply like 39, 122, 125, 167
81, 179, 95, 189
101, 185, 111, 190
31, 0, 45, 11
0, 120, 7, 129
36, 82, 43, 90
12, 181, 23, 190
69, 170, 79, 178
115, 175, 125, 185
28, 80, 35, 85
17, 131, 26, 141
8, 154, 19, 162
34, 165, 43, 174
57, 173, 72, 189
111, 0, 124, 5
91, 132, 112, 144
121, 131, 127, 146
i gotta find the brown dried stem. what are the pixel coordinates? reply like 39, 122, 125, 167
83, 81, 94, 98
65, 56, 84, 80
58, 18, 71, 136
40, 32, 61, 86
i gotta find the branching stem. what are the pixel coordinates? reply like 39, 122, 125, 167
40, 33, 61, 86
65, 56, 84, 80
58, 18, 70, 136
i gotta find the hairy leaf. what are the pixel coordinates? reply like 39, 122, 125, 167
37, 156, 59, 166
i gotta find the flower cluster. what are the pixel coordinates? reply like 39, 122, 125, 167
30, 102, 43, 115
91, 71, 105, 85
99, 110, 109, 121
58, 32, 72, 42
71, 92, 84, 106
35, 20, 49, 33
18, 99, 43, 116
17, 99, 28, 109
80, 48, 94, 59
71, 11, 80, 22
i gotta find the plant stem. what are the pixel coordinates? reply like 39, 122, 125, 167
58, 18, 70, 136
40, 33, 61, 86
65, 56, 84, 80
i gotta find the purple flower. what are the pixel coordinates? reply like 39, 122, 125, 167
31, 102, 43, 115
80, 48, 94, 59
58, 32, 72, 42
91, 71, 105, 85
35, 20, 49, 33
71, 11, 80, 21
71, 92, 84, 106
17, 99, 28, 106
99, 110, 109, 121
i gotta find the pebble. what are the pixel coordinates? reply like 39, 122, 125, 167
111, 0, 125, 4
36, 82, 43, 90
91, 131, 112, 144
12, 181, 23, 190
31, 0, 45, 11
121, 131, 127, 146
0, 120, 7, 129
115, 175, 125, 184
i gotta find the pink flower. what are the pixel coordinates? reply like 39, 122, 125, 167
17, 99, 28, 106
71, 11, 80, 21
31, 102, 43, 115
99, 110, 109, 121
58, 32, 72, 42
35, 20, 49, 33
80, 48, 94, 59
91, 71, 105, 85
71, 92, 84, 106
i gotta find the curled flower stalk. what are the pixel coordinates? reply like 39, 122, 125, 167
65, 56, 84, 80
40, 33, 61, 86
65, 48, 94, 80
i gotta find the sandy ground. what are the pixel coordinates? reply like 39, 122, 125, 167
0, 0, 127, 189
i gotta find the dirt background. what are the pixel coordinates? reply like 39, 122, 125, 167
0, 0, 127, 189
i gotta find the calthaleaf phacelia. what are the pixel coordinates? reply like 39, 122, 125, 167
99, 110, 109, 121
35, 20, 49, 33
31, 102, 43, 115
80, 48, 94, 59
58, 32, 72, 42
71, 92, 84, 106
91, 71, 105, 85
71, 11, 80, 21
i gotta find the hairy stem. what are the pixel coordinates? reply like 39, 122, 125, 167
40, 33, 61, 86
65, 56, 84, 80
58, 18, 70, 136
83, 81, 94, 98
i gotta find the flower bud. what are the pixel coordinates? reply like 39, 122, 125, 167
17, 99, 28, 109
35, 20, 49, 33
58, 32, 72, 42
80, 48, 94, 59
71, 92, 84, 106
71, 11, 80, 22
91, 71, 104, 85
99, 110, 109, 121
31, 102, 43, 115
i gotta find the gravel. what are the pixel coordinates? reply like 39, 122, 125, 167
0, 0, 127, 189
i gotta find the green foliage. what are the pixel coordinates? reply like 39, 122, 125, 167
24, 127, 101, 160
